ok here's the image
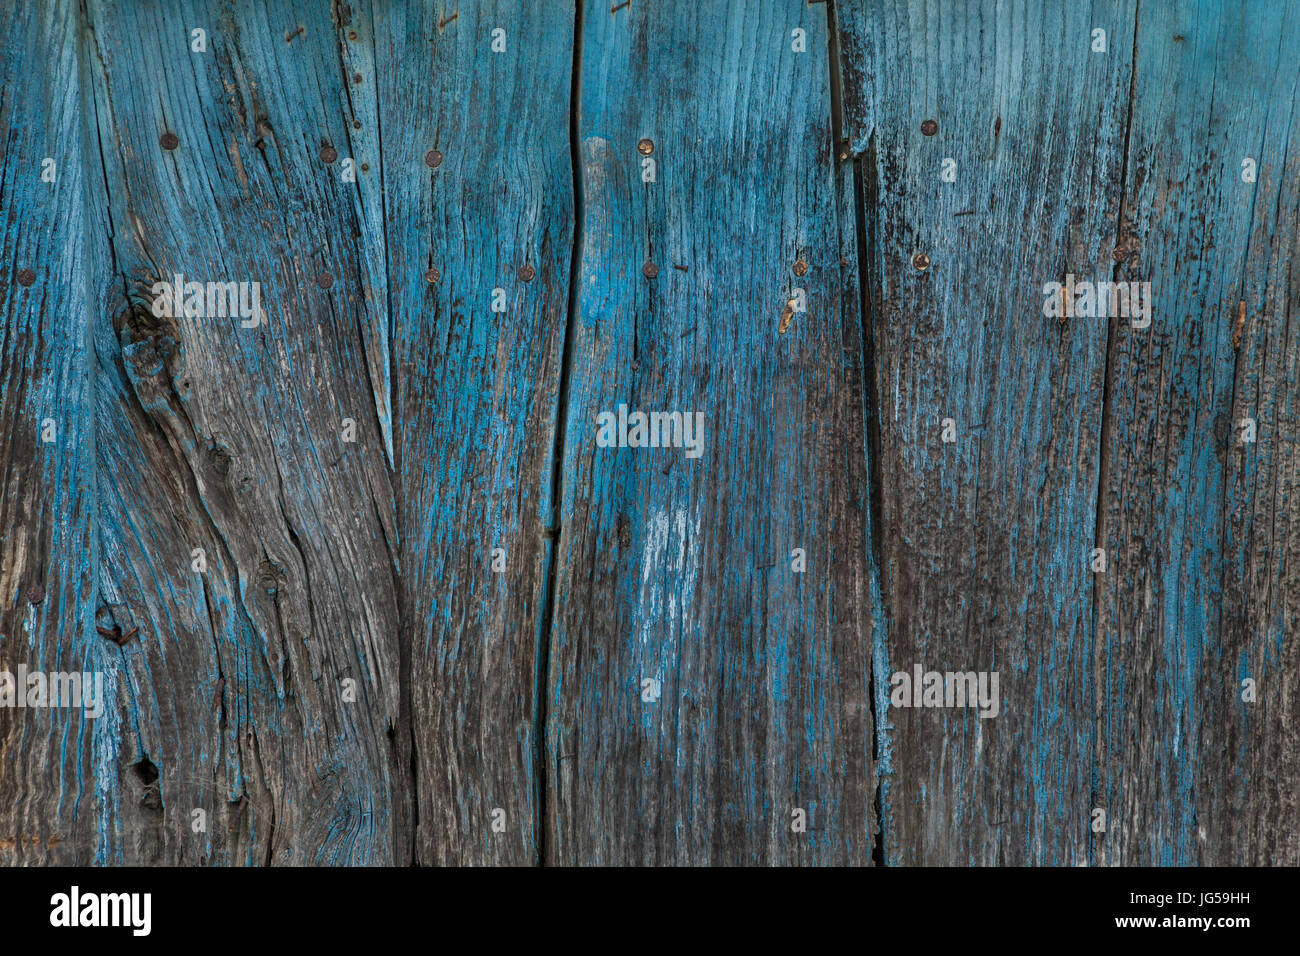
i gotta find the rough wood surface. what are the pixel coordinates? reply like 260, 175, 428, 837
376, 0, 575, 866
80, 0, 404, 864
837, 0, 1300, 866
1, 0, 1297, 867
1092, 1, 1300, 865
839, 0, 1137, 865
0, 0, 104, 865
543, 0, 878, 865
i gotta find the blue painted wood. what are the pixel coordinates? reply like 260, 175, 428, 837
544, 0, 880, 864
0, 0, 106, 864
838, 0, 1138, 865
376, 0, 576, 866
78, 0, 403, 864
839, 0, 1300, 865
1093, 0, 1300, 865
2, 0, 1297, 867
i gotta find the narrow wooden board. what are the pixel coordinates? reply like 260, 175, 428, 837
838, 0, 1138, 864
376, 0, 576, 865
78, 0, 404, 864
1093, 0, 1300, 865
0, 0, 105, 865
545, 0, 878, 865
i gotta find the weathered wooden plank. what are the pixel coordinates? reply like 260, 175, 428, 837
376, 0, 576, 865
0, 0, 107, 865
79, 0, 404, 864
545, 0, 878, 865
839, 0, 1138, 864
1093, 0, 1300, 865
1211, 70, 1300, 867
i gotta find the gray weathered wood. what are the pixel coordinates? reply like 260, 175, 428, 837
0, 0, 106, 865
81, 0, 404, 864
3, 0, 1297, 869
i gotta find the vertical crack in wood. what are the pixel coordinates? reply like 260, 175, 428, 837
79, 0, 110, 645
373, 0, 396, 480
533, 0, 586, 868
1090, 0, 1142, 868
352, 2, 413, 868
854, 144, 889, 868
829, 0, 887, 865
335, 4, 395, 470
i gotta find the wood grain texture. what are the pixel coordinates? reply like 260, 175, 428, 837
839, 0, 1138, 864
2, 0, 1298, 868
1093, 0, 1300, 866
0, 0, 105, 865
544, 0, 879, 865
376, 0, 575, 866
81, 0, 404, 864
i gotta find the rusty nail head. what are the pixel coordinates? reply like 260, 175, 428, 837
519, 264, 536, 282
793, 259, 809, 277
425, 268, 441, 283
353, 120, 362, 130
642, 261, 659, 279
348, 30, 358, 41
320, 145, 338, 163
921, 119, 938, 136
353, 73, 363, 84
638, 139, 654, 155
27, 584, 45, 605
425, 149, 443, 168
912, 252, 931, 270
160, 131, 179, 150
316, 272, 333, 289
16, 269, 36, 287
